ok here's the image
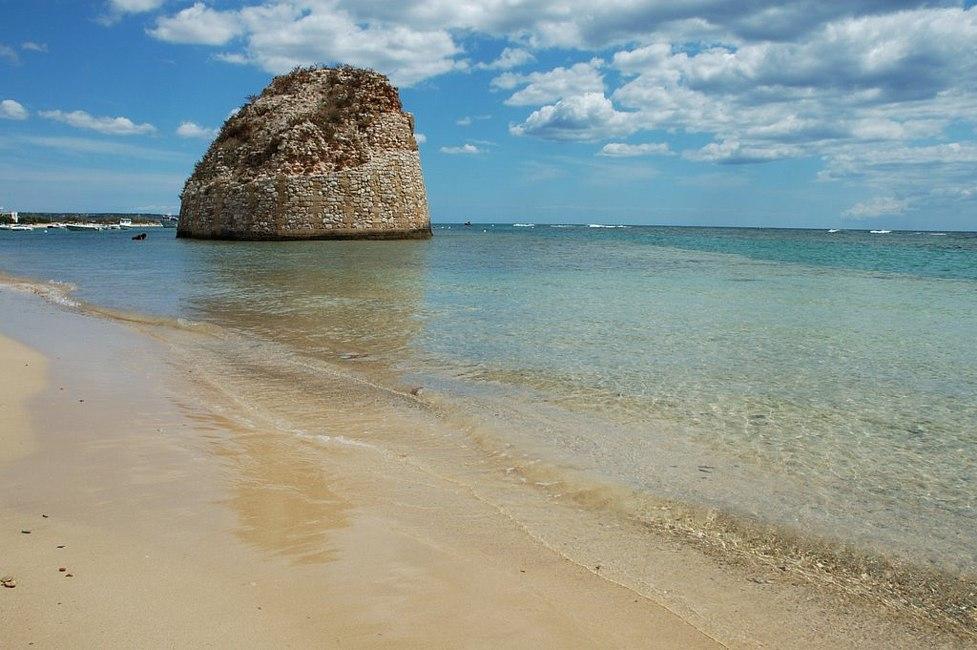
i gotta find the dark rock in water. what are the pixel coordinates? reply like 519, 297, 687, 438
178, 65, 431, 241
131, 232, 147, 240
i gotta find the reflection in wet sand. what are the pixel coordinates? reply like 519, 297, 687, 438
186, 409, 352, 565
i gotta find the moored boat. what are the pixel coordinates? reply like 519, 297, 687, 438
66, 223, 104, 232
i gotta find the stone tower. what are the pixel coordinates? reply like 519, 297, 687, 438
177, 66, 431, 240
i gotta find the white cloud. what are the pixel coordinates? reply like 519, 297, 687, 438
40, 110, 156, 135
176, 121, 218, 139
21, 42, 47, 52
844, 197, 910, 219
683, 140, 800, 164
109, 0, 165, 11
150, 2, 461, 87
494, 59, 604, 106
511, 93, 637, 141
440, 144, 482, 154
149, 3, 243, 46
138, 1, 977, 214
414, 133, 426, 144
215, 52, 249, 65
99, 0, 166, 25
456, 115, 490, 126
0, 44, 18, 64
0, 99, 28, 121
476, 47, 534, 70
599, 142, 671, 157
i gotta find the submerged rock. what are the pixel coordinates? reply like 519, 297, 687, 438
178, 65, 431, 241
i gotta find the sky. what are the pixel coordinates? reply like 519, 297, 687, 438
2, 0, 977, 229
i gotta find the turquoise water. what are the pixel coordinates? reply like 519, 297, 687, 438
2, 224, 976, 575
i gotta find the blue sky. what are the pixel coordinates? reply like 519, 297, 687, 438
2, 0, 976, 229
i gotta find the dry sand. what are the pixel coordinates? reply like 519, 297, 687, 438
0, 290, 718, 648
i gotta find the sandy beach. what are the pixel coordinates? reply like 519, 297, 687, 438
2, 282, 971, 648
0, 288, 723, 647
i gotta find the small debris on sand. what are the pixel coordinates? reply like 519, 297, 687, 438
1, 576, 16, 588
58, 567, 66, 573
21, 529, 31, 534
409, 386, 423, 396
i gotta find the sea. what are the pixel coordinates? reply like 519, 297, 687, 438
2, 223, 976, 624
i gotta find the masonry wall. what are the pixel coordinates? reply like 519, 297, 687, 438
177, 150, 430, 240
176, 71, 432, 241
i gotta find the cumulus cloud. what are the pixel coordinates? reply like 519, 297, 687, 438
510, 93, 636, 141
475, 47, 534, 70
0, 99, 28, 121
99, 0, 166, 25
141, 0, 977, 213
150, 1, 460, 86
40, 109, 156, 135
598, 142, 671, 157
684, 140, 801, 164
149, 3, 243, 46
321, 0, 940, 51
493, 59, 604, 106
844, 197, 910, 219
21, 42, 47, 52
607, 8, 977, 150
176, 121, 218, 139
414, 133, 426, 144
440, 144, 482, 154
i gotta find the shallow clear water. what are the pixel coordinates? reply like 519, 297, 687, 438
3, 224, 976, 574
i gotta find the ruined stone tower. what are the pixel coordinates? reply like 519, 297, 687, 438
177, 66, 431, 240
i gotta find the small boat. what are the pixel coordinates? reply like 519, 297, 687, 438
119, 218, 132, 229
2, 224, 34, 231
870, 229, 892, 234
827, 229, 839, 233
463, 220, 472, 227
160, 215, 178, 228
66, 223, 103, 232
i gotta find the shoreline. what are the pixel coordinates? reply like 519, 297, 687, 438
1, 276, 973, 646
0, 288, 719, 647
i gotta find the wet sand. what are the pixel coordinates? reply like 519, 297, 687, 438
0, 290, 718, 647
3, 285, 971, 648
